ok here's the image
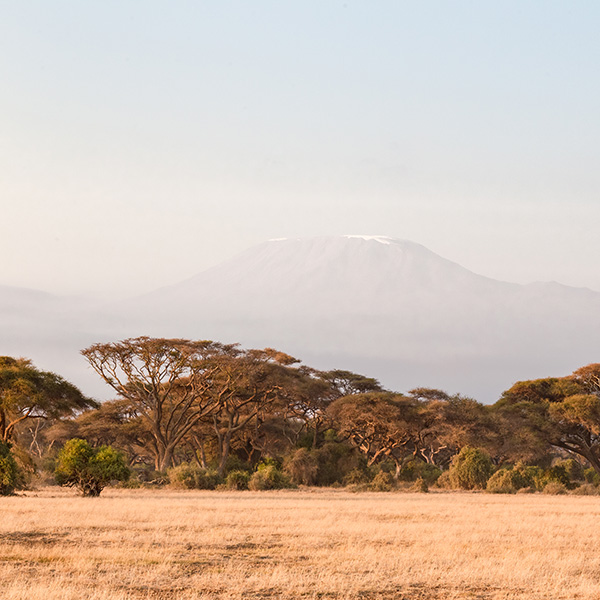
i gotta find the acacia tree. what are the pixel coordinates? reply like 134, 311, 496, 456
82, 337, 234, 470
0, 357, 94, 443
407, 389, 492, 467
205, 348, 293, 476
328, 392, 418, 478
495, 366, 600, 474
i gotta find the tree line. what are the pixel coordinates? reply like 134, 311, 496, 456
2, 336, 600, 496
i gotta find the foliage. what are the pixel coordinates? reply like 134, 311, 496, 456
553, 458, 585, 482
537, 464, 573, 490
447, 447, 495, 490
0, 441, 19, 495
411, 477, 429, 493
584, 468, 600, 485
11, 444, 36, 489
284, 447, 319, 485
542, 481, 567, 495
570, 483, 600, 495
495, 366, 600, 475
486, 464, 538, 494
248, 464, 293, 490
167, 463, 221, 490
224, 470, 251, 490
0, 356, 94, 443
398, 459, 442, 485
55, 438, 130, 496
370, 471, 395, 492
342, 467, 371, 485
328, 392, 418, 476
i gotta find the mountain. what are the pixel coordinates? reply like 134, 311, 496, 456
2, 236, 600, 402
117, 236, 600, 402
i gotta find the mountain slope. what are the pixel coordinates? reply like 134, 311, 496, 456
2, 236, 599, 402
118, 236, 600, 401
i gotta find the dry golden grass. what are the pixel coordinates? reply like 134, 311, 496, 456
1, 487, 599, 599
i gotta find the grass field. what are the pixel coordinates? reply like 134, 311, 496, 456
1, 487, 599, 599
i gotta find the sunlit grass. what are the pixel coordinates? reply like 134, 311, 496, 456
1, 487, 599, 599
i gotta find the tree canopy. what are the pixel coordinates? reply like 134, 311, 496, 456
0, 357, 95, 443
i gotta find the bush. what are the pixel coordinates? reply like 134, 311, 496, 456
435, 470, 452, 489
486, 463, 537, 494
370, 471, 395, 492
248, 464, 293, 491
570, 483, 600, 495
398, 460, 442, 485
225, 470, 251, 490
553, 458, 585, 482
584, 468, 600, 485
537, 465, 572, 490
343, 467, 371, 486
0, 442, 19, 495
11, 445, 35, 490
284, 448, 319, 485
447, 447, 494, 490
168, 463, 221, 490
55, 439, 130, 497
411, 477, 429, 493
542, 481, 567, 495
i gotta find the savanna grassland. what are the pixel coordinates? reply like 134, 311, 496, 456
2, 488, 600, 600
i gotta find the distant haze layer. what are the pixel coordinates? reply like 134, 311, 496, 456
2, 236, 599, 403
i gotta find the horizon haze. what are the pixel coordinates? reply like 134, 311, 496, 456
1, 235, 598, 404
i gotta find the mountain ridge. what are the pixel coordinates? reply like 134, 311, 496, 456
1, 235, 599, 402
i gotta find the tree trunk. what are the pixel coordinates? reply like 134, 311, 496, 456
217, 433, 232, 477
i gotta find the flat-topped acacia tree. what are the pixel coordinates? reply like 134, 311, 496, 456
82, 337, 237, 470
0, 356, 95, 444
495, 363, 600, 475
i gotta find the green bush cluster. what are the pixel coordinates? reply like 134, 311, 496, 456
445, 447, 495, 490
167, 463, 221, 490
248, 464, 294, 490
55, 438, 130, 496
486, 464, 539, 493
283, 442, 365, 487
0, 442, 19, 496
398, 460, 442, 485
370, 471, 395, 492
225, 470, 251, 490
584, 468, 600, 485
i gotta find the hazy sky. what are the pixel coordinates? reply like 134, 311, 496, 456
2, 1, 600, 296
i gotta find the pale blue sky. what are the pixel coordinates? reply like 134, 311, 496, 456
2, 1, 600, 295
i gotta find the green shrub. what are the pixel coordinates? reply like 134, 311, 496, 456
537, 465, 572, 490
225, 470, 251, 490
55, 439, 130, 497
447, 447, 494, 490
168, 463, 221, 490
0, 442, 19, 496
343, 467, 371, 486
584, 468, 600, 485
553, 459, 585, 482
314, 442, 363, 486
11, 445, 35, 490
399, 460, 442, 485
370, 471, 395, 492
248, 464, 293, 491
486, 463, 537, 494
